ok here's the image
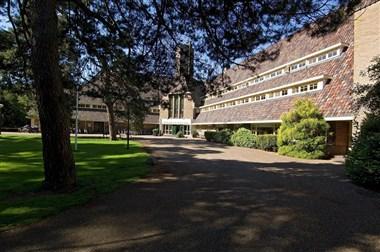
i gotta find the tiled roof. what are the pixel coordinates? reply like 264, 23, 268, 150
205, 19, 353, 105
194, 18, 354, 124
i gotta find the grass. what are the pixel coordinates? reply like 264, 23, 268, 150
0, 135, 149, 230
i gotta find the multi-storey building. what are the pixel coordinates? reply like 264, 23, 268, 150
159, 0, 380, 155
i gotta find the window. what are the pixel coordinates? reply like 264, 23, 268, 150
298, 62, 306, 68
300, 85, 308, 92
309, 83, 318, 90
328, 50, 338, 58
309, 57, 317, 64
268, 93, 274, 98
274, 91, 281, 97
281, 89, 288, 96
292, 87, 299, 94
169, 94, 184, 118
291, 64, 298, 71
260, 95, 266, 100
179, 96, 184, 117
318, 54, 327, 61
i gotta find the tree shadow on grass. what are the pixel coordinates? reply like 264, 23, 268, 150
1, 138, 379, 251
0, 137, 150, 230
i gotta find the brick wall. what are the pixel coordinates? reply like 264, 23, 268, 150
353, 1, 380, 125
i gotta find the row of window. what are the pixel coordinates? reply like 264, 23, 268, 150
201, 82, 321, 112
78, 104, 107, 110
162, 125, 191, 135
150, 108, 160, 114
207, 48, 341, 98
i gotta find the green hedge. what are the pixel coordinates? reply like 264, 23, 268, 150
206, 129, 277, 151
256, 134, 277, 151
230, 128, 256, 148
345, 116, 380, 189
215, 129, 233, 144
204, 131, 217, 141
204, 129, 233, 144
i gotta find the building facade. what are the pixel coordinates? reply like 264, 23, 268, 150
159, 44, 205, 135
159, 1, 380, 155
31, 94, 160, 135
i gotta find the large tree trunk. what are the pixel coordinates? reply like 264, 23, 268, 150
31, 0, 76, 191
106, 102, 117, 140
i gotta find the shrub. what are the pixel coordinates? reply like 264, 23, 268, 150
204, 129, 233, 144
230, 128, 256, 148
176, 131, 185, 138
152, 128, 159, 136
192, 129, 199, 138
214, 129, 233, 144
256, 134, 277, 151
345, 115, 380, 189
277, 99, 329, 159
204, 131, 217, 141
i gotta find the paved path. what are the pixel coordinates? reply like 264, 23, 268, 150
1, 138, 380, 252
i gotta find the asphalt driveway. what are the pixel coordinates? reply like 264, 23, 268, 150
1, 137, 380, 252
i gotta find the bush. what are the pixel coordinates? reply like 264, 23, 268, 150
152, 128, 159, 136
230, 128, 256, 148
214, 129, 233, 144
192, 129, 199, 138
176, 131, 185, 138
345, 115, 380, 189
277, 99, 329, 159
204, 131, 217, 141
256, 134, 277, 151
204, 129, 233, 144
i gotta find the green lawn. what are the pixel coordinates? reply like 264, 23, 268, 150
0, 135, 149, 230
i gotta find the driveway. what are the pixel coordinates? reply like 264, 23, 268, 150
1, 137, 380, 252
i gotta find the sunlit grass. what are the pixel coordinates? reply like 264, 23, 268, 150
0, 135, 149, 230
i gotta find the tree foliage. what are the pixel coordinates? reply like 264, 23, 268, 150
230, 128, 256, 148
0, 0, 362, 190
0, 89, 33, 127
277, 99, 329, 159
346, 57, 380, 189
353, 56, 380, 116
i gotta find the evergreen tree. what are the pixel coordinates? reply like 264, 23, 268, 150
277, 99, 330, 159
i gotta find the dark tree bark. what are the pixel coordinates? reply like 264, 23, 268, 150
105, 102, 117, 141
30, 0, 76, 191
